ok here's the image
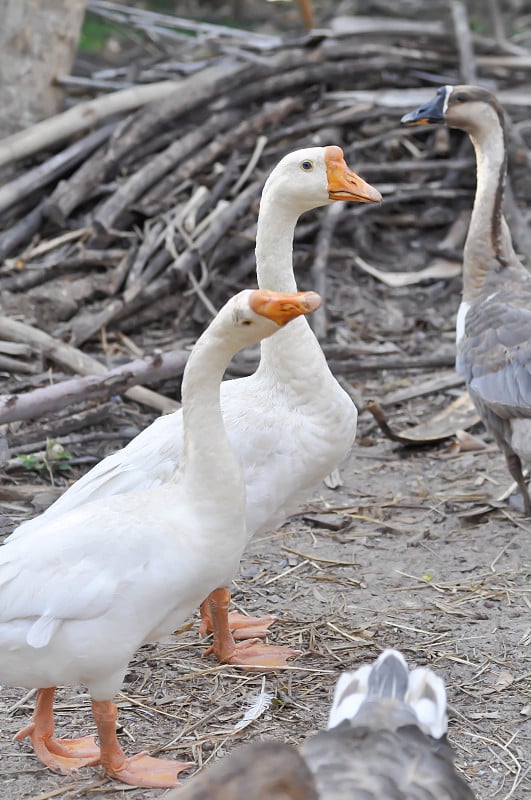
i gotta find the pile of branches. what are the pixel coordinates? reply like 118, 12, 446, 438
1, 0, 530, 441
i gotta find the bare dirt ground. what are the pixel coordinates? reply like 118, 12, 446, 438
1, 407, 530, 800
1, 1, 530, 799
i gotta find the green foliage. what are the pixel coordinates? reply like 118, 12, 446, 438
79, 3, 243, 53
78, 13, 132, 52
16, 439, 72, 481
16, 453, 40, 471
469, 18, 485, 34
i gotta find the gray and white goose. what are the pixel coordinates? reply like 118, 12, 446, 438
169, 650, 476, 800
402, 85, 531, 514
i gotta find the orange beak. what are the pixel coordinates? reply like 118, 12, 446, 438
249, 290, 322, 327
325, 145, 382, 203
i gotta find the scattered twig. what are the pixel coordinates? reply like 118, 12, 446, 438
0, 315, 178, 413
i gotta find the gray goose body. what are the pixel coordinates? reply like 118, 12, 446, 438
300, 718, 470, 800
168, 651, 476, 800
402, 85, 531, 513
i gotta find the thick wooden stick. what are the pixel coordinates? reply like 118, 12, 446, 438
310, 203, 344, 341
0, 349, 189, 423
0, 201, 44, 260
0, 123, 116, 216
43, 60, 248, 224
451, 0, 477, 83
0, 81, 182, 170
0, 316, 178, 413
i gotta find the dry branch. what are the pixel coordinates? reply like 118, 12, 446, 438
0, 349, 190, 423
0, 316, 178, 413
0, 201, 44, 260
43, 60, 249, 224
310, 203, 345, 341
0, 81, 182, 170
451, 1, 477, 83
1, 249, 125, 292
0, 123, 116, 217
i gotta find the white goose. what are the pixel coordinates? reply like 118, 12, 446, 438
11, 146, 381, 665
402, 86, 531, 514
0, 289, 319, 788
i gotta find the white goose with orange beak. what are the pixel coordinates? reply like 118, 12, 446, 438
10, 147, 382, 666
0, 289, 320, 789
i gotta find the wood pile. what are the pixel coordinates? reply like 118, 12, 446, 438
1, 0, 530, 482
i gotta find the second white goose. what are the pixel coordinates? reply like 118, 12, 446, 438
11, 147, 382, 664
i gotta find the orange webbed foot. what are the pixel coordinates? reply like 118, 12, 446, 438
15, 724, 100, 774
225, 611, 278, 640
104, 752, 193, 788
14, 687, 101, 774
92, 698, 193, 788
207, 637, 299, 669
200, 587, 297, 668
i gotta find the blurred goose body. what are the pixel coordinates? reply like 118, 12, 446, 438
11, 147, 381, 664
301, 649, 475, 799
0, 290, 319, 788
169, 650, 476, 800
402, 85, 531, 513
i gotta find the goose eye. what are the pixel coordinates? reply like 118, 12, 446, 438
241, 319, 253, 326
300, 160, 314, 171
454, 92, 468, 103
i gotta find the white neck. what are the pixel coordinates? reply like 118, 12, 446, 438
180, 324, 243, 504
463, 121, 509, 300
254, 190, 330, 385
255, 191, 300, 293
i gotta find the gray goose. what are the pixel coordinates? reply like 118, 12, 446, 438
402, 85, 531, 514
168, 650, 476, 800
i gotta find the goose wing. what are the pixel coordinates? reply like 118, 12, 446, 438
0, 497, 177, 645
457, 272, 531, 419
9, 408, 185, 540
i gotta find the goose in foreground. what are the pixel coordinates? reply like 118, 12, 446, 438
402, 85, 531, 514
11, 147, 382, 664
167, 649, 476, 799
0, 289, 320, 788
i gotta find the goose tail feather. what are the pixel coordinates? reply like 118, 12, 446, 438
328, 649, 448, 739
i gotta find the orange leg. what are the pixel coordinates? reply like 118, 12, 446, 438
14, 687, 100, 774
92, 700, 192, 788
201, 587, 298, 668
199, 587, 277, 641
296, 0, 314, 29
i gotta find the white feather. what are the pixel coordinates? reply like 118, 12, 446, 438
26, 615, 61, 649
234, 677, 273, 732
406, 667, 448, 739
328, 665, 372, 729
